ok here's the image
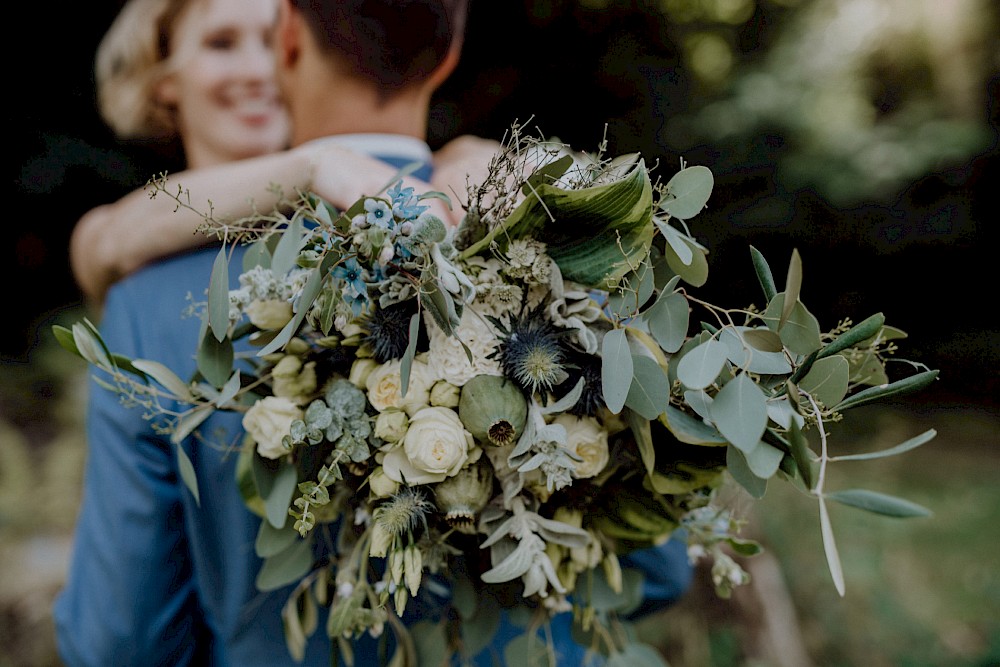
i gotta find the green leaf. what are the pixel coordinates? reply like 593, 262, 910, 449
602, 329, 633, 414
797, 356, 849, 408
243, 238, 272, 272
208, 246, 230, 343
628, 409, 656, 476
786, 419, 816, 490
607, 642, 671, 667
676, 338, 728, 390
132, 359, 194, 400
521, 154, 573, 194
743, 439, 784, 479
654, 218, 693, 265
661, 405, 727, 446
718, 326, 791, 375
608, 257, 655, 318
265, 459, 298, 530
749, 245, 777, 302
663, 236, 709, 287
817, 313, 885, 359
258, 264, 325, 356
175, 442, 200, 505
644, 292, 689, 353
171, 406, 213, 444
780, 249, 803, 329
214, 370, 243, 408
256, 518, 299, 558
742, 328, 784, 353
460, 159, 654, 289
710, 374, 768, 453
726, 446, 767, 499
52, 325, 79, 356
763, 294, 822, 356
833, 370, 939, 411
255, 538, 313, 591
826, 489, 932, 518
399, 313, 420, 398
72, 322, 113, 370
818, 498, 845, 596
660, 165, 714, 220
197, 324, 234, 389
625, 355, 670, 420
503, 632, 550, 667
271, 216, 305, 276
830, 428, 936, 462
412, 621, 449, 667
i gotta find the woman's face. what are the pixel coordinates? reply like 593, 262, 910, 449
158, 0, 290, 168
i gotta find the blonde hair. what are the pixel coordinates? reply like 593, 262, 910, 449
95, 0, 194, 138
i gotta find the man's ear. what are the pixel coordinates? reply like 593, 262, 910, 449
424, 44, 461, 93
276, 0, 302, 69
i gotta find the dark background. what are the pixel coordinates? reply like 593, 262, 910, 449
11, 0, 1000, 409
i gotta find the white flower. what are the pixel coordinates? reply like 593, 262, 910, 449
242, 396, 303, 460
271, 355, 317, 404
365, 359, 435, 415
349, 358, 378, 389
382, 407, 481, 485
368, 467, 400, 498
245, 298, 294, 330
553, 414, 609, 479
374, 410, 409, 443
429, 380, 461, 408
425, 308, 502, 386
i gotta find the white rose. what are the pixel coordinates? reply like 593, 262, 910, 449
368, 467, 400, 498
553, 414, 609, 479
374, 410, 409, 443
349, 358, 378, 389
245, 298, 294, 330
382, 407, 481, 485
271, 355, 317, 403
365, 359, 435, 415
429, 380, 461, 408
425, 308, 502, 386
242, 396, 303, 460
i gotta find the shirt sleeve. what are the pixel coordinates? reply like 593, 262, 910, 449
52, 285, 210, 667
620, 534, 693, 619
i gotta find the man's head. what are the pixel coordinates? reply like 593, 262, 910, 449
276, 0, 468, 143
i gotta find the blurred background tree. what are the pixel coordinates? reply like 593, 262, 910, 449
6, 0, 999, 665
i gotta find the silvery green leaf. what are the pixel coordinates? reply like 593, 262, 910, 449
663, 236, 709, 287
602, 329, 633, 414
780, 249, 803, 329
197, 323, 234, 389
627, 409, 655, 476
258, 265, 325, 356
798, 356, 850, 408
683, 389, 713, 422
667, 331, 710, 387
644, 292, 689, 353
718, 326, 792, 375
660, 165, 714, 220
749, 245, 776, 302
265, 459, 298, 530
215, 370, 242, 408
726, 445, 767, 499
711, 374, 768, 453
834, 370, 939, 412
743, 439, 784, 479
676, 338, 728, 390
256, 518, 299, 558
399, 313, 419, 397
763, 294, 822, 356
818, 497, 845, 596
171, 405, 213, 444
175, 441, 200, 505
256, 538, 314, 591
654, 218, 693, 265
825, 489, 932, 518
243, 238, 271, 272
208, 246, 230, 343
743, 328, 784, 353
662, 405, 726, 445
817, 313, 885, 359
766, 396, 804, 430
271, 216, 305, 276
830, 428, 936, 462
786, 418, 816, 490
133, 359, 194, 400
625, 354, 669, 420
72, 321, 113, 370
539, 378, 585, 415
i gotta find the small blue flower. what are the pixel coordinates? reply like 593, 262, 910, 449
332, 257, 368, 297
387, 180, 428, 220
364, 198, 393, 229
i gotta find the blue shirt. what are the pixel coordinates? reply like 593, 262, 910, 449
54, 139, 692, 666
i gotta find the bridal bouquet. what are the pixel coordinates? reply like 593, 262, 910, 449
57, 126, 939, 666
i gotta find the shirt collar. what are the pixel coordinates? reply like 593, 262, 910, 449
300, 133, 432, 163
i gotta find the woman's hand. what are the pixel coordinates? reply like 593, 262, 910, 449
430, 135, 502, 220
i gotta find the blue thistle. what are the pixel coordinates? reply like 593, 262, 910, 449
363, 300, 426, 363
562, 351, 604, 417
489, 305, 570, 396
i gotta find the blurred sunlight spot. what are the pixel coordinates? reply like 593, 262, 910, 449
707, 0, 755, 25
686, 32, 734, 86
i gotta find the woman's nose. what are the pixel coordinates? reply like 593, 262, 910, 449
238, 39, 275, 83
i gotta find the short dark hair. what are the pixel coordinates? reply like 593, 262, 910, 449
291, 0, 467, 92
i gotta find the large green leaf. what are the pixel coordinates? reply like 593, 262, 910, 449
602, 329, 633, 414
644, 292, 689, 353
763, 293, 822, 356
256, 517, 299, 558
663, 236, 709, 287
659, 165, 714, 220
208, 247, 230, 343
660, 405, 727, 446
253, 455, 297, 529
271, 216, 305, 277
726, 446, 767, 499
458, 160, 654, 289
834, 370, 939, 411
743, 439, 784, 479
255, 538, 314, 591
718, 326, 792, 375
197, 323, 234, 389
625, 354, 670, 419
797, 355, 850, 408
826, 489, 932, 518
710, 373, 768, 454
676, 339, 728, 390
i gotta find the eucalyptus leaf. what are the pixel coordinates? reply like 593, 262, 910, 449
660, 165, 714, 220
683, 389, 713, 423
818, 498, 846, 596
726, 446, 767, 499
780, 249, 803, 329
661, 405, 727, 446
644, 292, 689, 353
830, 428, 936, 462
175, 441, 200, 505
749, 246, 777, 302
271, 216, 305, 276
602, 329, 633, 414
654, 218, 693, 265
676, 338, 728, 390
215, 370, 243, 408
710, 374, 767, 454
786, 419, 816, 490
743, 439, 784, 479
399, 313, 420, 397
265, 459, 298, 530
244, 238, 272, 272
718, 326, 792, 375
663, 236, 709, 287
171, 406, 213, 444
258, 264, 325, 356
133, 359, 193, 400
833, 370, 939, 412
797, 356, 850, 408
817, 313, 885, 359
255, 538, 314, 592
826, 489, 931, 518
208, 246, 230, 343
197, 324, 234, 389
763, 294, 822, 356
256, 518, 299, 558
625, 355, 670, 420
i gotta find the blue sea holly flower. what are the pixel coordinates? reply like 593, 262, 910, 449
332, 257, 368, 297
364, 198, 393, 229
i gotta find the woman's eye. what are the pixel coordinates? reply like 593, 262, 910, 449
205, 34, 237, 50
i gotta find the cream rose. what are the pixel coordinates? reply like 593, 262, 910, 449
368, 467, 400, 498
382, 407, 481, 485
245, 298, 294, 330
374, 410, 409, 443
429, 380, 461, 408
365, 359, 434, 415
553, 414, 609, 479
242, 396, 303, 460
271, 355, 317, 403
425, 308, 502, 386
349, 358, 378, 389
